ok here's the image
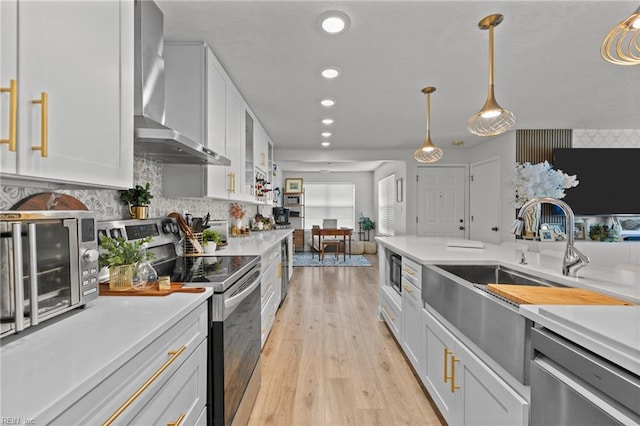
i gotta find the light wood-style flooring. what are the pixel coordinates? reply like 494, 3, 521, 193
248, 254, 444, 425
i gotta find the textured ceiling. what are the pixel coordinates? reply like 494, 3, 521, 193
157, 0, 640, 171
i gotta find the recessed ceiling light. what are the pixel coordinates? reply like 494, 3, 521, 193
321, 99, 335, 107
320, 11, 350, 34
321, 132, 332, 137
322, 118, 334, 125
321, 141, 331, 147
320, 67, 340, 79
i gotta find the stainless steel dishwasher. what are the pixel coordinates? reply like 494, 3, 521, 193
530, 327, 640, 426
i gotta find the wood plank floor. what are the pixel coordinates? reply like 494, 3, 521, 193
248, 254, 444, 426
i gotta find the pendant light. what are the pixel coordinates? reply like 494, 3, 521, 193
467, 14, 515, 137
601, 6, 640, 65
414, 87, 443, 163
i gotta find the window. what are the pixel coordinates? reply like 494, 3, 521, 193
378, 174, 395, 236
304, 182, 355, 229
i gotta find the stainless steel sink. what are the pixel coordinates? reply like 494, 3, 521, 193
422, 263, 557, 385
434, 264, 563, 288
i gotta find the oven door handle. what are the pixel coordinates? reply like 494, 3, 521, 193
27, 223, 39, 326
225, 275, 261, 312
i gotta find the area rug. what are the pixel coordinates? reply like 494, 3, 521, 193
293, 253, 372, 267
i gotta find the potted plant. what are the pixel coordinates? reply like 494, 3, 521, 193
201, 229, 222, 254
99, 235, 154, 290
119, 182, 153, 219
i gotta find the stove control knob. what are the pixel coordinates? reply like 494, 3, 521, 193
83, 249, 99, 263
110, 228, 123, 239
97, 229, 108, 244
162, 223, 172, 234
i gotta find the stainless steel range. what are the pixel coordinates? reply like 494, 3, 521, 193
97, 217, 261, 426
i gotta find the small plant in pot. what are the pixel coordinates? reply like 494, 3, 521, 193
119, 182, 153, 219
99, 235, 155, 291
201, 229, 222, 254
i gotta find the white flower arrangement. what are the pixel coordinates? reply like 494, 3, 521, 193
508, 161, 579, 208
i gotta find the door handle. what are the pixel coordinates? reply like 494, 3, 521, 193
459, 226, 465, 230
491, 227, 499, 232
32, 92, 48, 157
1, 79, 17, 151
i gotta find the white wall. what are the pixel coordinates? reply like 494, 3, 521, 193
373, 161, 406, 235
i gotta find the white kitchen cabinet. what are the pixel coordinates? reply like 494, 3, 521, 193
260, 244, 281, 347
0, 0, 133, 188
254, 121, 268, 173
163, 41, 248, 202
380, 286, 402, 342
422, 308, 528, 426
52, 301, 208, 425
401, 256, 424, 376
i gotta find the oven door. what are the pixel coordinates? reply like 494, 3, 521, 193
0, 219, 81, 339
211, 268, 262, 426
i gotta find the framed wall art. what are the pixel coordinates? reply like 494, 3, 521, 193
285, 178, 303, 194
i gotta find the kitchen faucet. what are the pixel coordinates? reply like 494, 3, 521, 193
512, 197, 590, 277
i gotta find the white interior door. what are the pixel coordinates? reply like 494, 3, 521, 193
470, 157, 501, 245
416, 166, 466, 238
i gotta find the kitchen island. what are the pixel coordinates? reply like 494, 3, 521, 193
376, 235, 640, 426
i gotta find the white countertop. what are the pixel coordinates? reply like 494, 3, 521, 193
376, 235, 640, 374
220, 228, 293, 256
519, 305, 640, 376
0, 289, 212, 423
376, 235, 640, 304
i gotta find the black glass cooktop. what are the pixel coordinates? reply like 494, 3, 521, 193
154, 255, 259, 293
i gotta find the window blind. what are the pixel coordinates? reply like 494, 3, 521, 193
378, 174, 395, 236
304, 183, 355, 229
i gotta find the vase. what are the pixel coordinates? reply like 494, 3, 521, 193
109, 264, 134, 291
522, 204, 541, 239
203, 242, 217, 254
128, 204, 149, 219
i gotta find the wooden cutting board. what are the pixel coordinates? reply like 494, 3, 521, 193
99, 282, 205, 297
487, 284, 634, 306
11, 192, 88, 210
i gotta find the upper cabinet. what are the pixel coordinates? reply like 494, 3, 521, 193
0, 0, 133, 189
254, 122, 269, 173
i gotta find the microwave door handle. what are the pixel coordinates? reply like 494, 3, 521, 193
12, 223, 24, 333
27, 223, 39, 326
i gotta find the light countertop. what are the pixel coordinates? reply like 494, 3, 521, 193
0, 289, 212, 423
376, 235, 640, 373
220, 228, 293, 256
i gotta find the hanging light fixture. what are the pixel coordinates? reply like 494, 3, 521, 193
601, 6, 640, 65
467, 14, 515, 137
414, 87, 443, 163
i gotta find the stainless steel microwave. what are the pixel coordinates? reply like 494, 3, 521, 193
0, 210, 99, 340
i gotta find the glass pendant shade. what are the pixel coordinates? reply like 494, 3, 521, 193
467, 14, 516, 137
414, 87, 443, 163
601, 6, 640, 65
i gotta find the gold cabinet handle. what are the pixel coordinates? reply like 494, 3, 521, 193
381, 304, 396, 321
261, 152, 266, 166
167, 413, 185, 426
402, 267, 415, 277
450, 355, 460, 393
227, 172, 233, 193
31, 92, 48, 157
103, 345, 186, 426
1, 79, 17, 151
402, 284, 414, 294
231, 172, 236, 193
444, 347, 453, 383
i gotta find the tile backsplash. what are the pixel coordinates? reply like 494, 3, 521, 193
0, 157, 256, 224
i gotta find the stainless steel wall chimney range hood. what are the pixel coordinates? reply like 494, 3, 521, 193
134, 1, 230, 166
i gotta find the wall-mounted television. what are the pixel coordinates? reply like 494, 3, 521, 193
552, 148, 640, 216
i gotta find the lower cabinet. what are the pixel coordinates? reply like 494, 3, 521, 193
380, 286, 402, 342
52, 301, 209, 425
260, 244, 281, 348
401, 277, 423, 377
421, 308, 529, 426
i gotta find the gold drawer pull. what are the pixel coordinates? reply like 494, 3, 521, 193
1, 79, 17, 151
103, 345, 187, 426
31, 92, 48, 157
167, 412, 185, 426
261, 152, 266, 166
450, 355, 460, 393
402, 267, 415, 277
444, 347, 453, 383
402, 284, 414, 294
381, 304, 396, 321
227, 172, 233, 193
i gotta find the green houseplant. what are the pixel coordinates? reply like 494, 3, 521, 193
201, 229, 222, 254
99, 235, 154, 290
119, 182, 153, 219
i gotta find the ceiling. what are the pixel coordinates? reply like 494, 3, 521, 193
157, 1, 640, 172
